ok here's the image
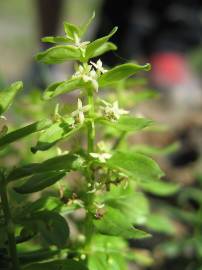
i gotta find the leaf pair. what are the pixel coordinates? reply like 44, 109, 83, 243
42, 63, 150, 100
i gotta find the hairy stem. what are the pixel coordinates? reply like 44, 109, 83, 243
0, 176, 19, 270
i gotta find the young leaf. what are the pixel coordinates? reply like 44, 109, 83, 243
0, 119, 52, 149
94, 207, 150, 239
87, 42, 117, 59
100, 116, 153, 133
98, 63, 151, 88
64, 22, 80, 39
43, 78, 85, 100
23, 260, 88, 270
14, 171, 66, 194
0, 81, 23, 115
41, 36, 72, 44
79, 11, 95, 37
35, 45, 81, 64
85, 27, 118, 60
107, 151, 164, 183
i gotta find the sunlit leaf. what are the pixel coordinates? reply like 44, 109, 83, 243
0, 81, 23, 115
98, 63, 151, 88
85, 27, 118, 60
107, 151, 164, 183
36, 45, 81, 64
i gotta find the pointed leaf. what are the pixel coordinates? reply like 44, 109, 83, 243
7, 153, 84, 182
79, 12, 95, 37
0, 81, 23, 115
32, 211, 69, 247
88, 42, 117, 59
146, 213, 176, 234
98, 63, 151, 88
31, 120, 81, 152
104, 185, 149, 225
36, 45, 81, 64
14, 171, 66, 194
85, 27, 118, 59
107, 151, 164, 183
41, 35, 72, 44
139, 179, 179, 196
0, 119, 52, 149
94, 207, 150, 239
43, 78, 85, 100
64, 22, 80, 39
100, 116, 153, 133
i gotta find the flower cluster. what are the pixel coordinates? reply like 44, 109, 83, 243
72, 60, 107, 92
100, 100, 128, 122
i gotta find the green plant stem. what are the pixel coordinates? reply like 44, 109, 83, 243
85, 88, 96, 246
0, 176, 19, 270
87, 89, 95, 153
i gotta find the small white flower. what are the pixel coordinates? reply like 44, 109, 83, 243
71, 98, 90, 124
90, 59, 108, 74
101, 100, 129, 121
90, 152, 112, 163
72, 63, 99, 92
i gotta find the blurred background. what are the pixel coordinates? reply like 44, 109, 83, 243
1, 1, 202, 269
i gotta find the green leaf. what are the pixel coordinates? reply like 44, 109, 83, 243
98, 63, 151, 88
21, 196, 63, 214
139, 179, 179, 196
178, 187, 202, 204
101, 116, 153, 133
41, 36, 72, 44
85, 27, 118, 60
88, 235, 127, 270
31, 121, 81, 153
107, 151, 164, 183
104, 185, 149, 225
88, 42, 117, 59
23, 259, 87, 270
146, 213, 176, 234
132, 142, 180, 156
79, 12, 95, 37
33, 211, 69, 247
0, 81, 23, 115
7, 153, 83, 182
94, 207, 149, 239
31, 119, 72, 152
43, 78, 85, 100
35, 45, 81, 64
14, 171, 66, 194
19, 249, 59, 264
0, 119, 52, 149
64, 22, 80, 39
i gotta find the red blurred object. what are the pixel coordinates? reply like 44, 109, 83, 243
150, 53, 190, 87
